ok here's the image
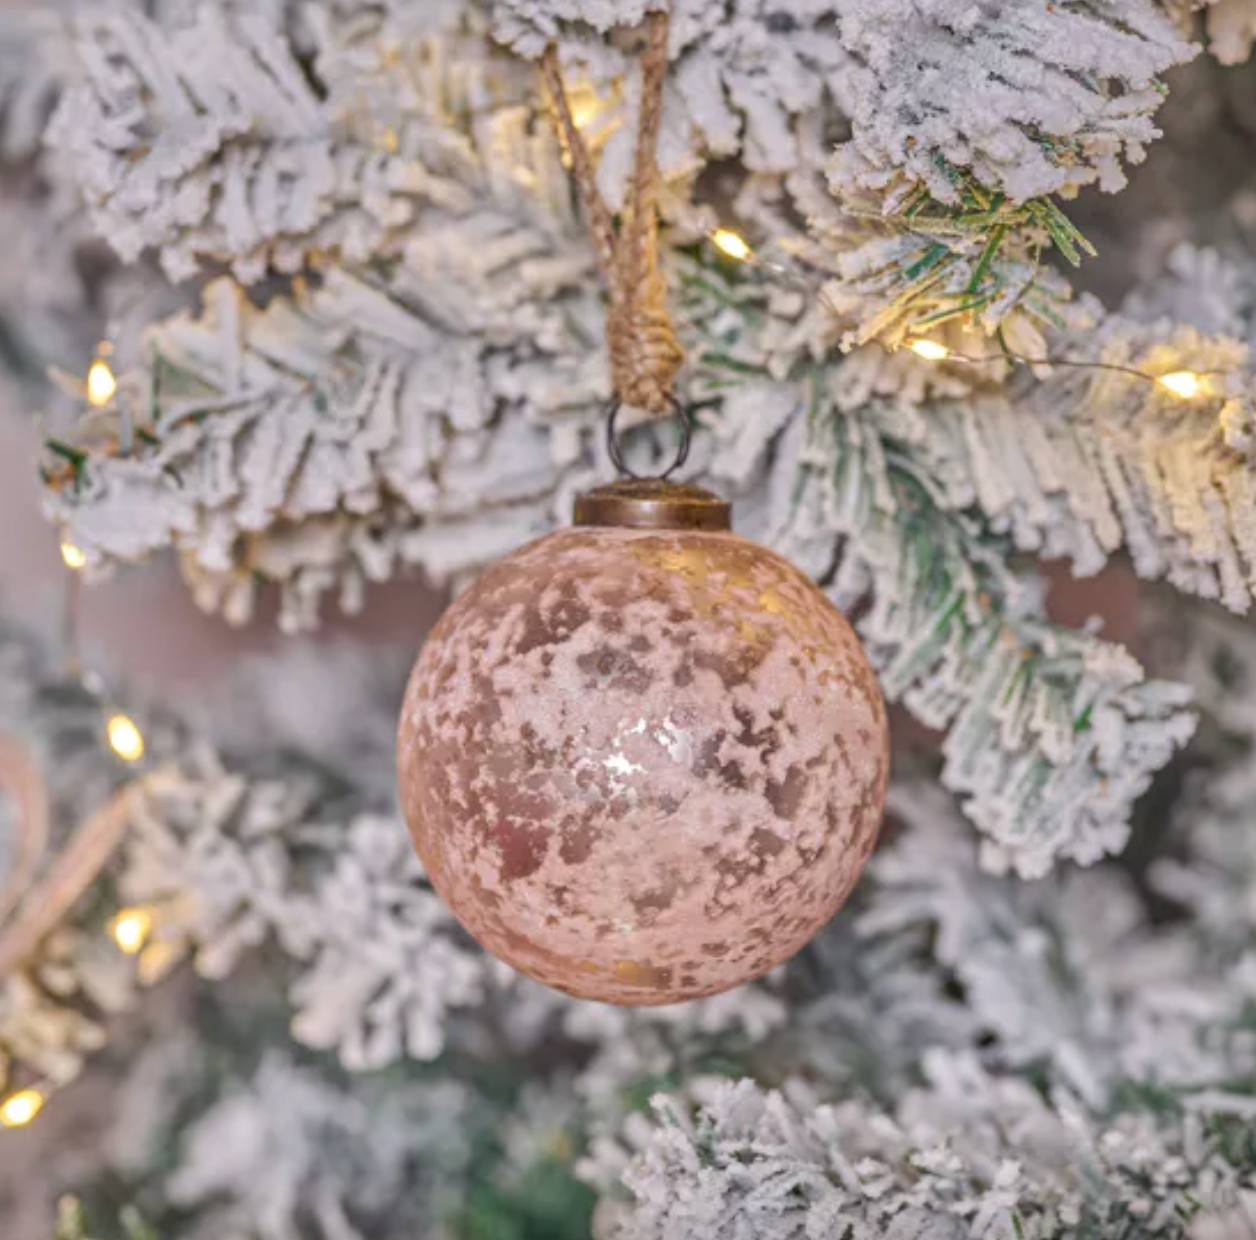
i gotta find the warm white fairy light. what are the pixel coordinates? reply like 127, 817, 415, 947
900, 341, 1219, 398
908, 339, 952, 362
711, 229, 753, 262
106, 713, 145, 763
570, 94, 601, 131
0, 1088, 45, 1128
59, 541, 87, 571
1157, 370, 1204, 399
110, 907, 153, 955
86, 358, 117, 408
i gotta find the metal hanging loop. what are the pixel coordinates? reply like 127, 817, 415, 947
605, 396, 693, 481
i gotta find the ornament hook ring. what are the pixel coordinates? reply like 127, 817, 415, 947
605, 396, 693, 482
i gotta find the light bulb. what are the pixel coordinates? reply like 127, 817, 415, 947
60, 541, 87, 571
570, 95, 601, 130
110, 908, 153, 955
86, 359, 117, 408
711, 229, 753, 262
1158, 371, 1204, 399
909, 339, 951, 362
106, 713, 145, 763
0, 1089, 45, 1128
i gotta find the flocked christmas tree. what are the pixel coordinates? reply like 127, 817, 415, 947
4, 0, 1256, 1236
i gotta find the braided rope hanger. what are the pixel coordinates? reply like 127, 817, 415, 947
541, 8, 684, 416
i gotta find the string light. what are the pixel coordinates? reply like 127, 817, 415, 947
1157, 370, 1205, 399
908, 339, 952, 362
903, 338, 1219, 403
711, 229, 753, 262
0, 1088, 45, 1128
59, 541, 87, 571
0, 531, 154, 1127
86, 358, 117, 408
109, 908, 152, 955
705, 216, 1229, 402
106, 714, 145, 763
569, 94, 601, 131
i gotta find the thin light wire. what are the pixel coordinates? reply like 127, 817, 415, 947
63, 567, 83, 678
931, 347, 1224, 390
704, 231, 1228, 395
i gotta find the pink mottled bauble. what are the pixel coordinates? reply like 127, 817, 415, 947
397, 481, 889, 1005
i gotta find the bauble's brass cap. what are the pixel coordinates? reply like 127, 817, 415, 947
573, 479, 732, 532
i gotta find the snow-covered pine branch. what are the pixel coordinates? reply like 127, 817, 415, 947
108, 1049, 488, 1240
46, 2, 555, 283
812, 231, 1256, 615
49, 6, 343, 283
50, 0, 1187, 282
494, 1, 1192, 207
829, 0, 1193, 207
944, 330, 1256, 611
860, 784, 1253, 1104
761, 386, 1196, 877
818, 210, 1090, 355
116, 743, 494, 1070
594, 1071, 1256, 1240
493, 0, 849, 195
44, 207, 602, 632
